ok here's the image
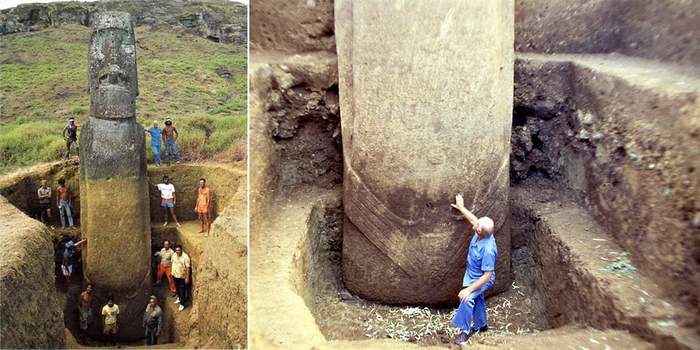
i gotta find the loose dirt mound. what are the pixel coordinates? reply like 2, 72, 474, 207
0, 196, 65, 349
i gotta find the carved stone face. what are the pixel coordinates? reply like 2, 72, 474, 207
89, 12, 138, 120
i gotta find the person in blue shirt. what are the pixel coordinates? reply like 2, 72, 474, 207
146, 120, 163, 166
450, 194, 498, 345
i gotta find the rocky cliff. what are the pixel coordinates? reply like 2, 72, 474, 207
0, 0, 246, 46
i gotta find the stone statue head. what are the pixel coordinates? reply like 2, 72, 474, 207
88, 11, 138, 120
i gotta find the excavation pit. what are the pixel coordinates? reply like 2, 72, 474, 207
292, 195, 555, 346
250, 55, 697, 347
0, 161, 245, 348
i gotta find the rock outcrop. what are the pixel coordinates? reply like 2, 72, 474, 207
0, 0, 247, 46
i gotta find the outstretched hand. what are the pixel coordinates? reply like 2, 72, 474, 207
451, 194, 465, 210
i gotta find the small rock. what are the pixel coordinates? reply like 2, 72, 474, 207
591, 132, 604, 141
577, 130, 591, 140
581, 112, 595, 125
691, 212, 700, 228
338, 289, 354, 300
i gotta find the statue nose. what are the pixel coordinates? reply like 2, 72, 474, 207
108, 71, 120, 84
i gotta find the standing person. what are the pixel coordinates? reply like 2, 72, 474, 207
171, 245, 191, 312
449, 194, 498, 345
37, 179, 52, 224
142, 295, 163, 345
63, 117, 79, 160
194, 178, 212, 235
101, 296, 120, 343
56, 178, 75, 228
156, 175, 180, 227
162, 118, 180, 166
154, 239, 177, 296
62, 239, 86, 282
78, 284, 94, 333
146, 120, 163, 167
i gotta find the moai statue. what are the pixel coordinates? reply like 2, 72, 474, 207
335, 0, 514, 305
79, 11, 151, 340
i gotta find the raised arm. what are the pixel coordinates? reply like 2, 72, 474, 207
451, 194, 478, 227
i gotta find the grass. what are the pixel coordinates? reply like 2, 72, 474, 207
0, 24, 247, 173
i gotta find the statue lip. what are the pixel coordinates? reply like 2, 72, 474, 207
91, 84, 135, 119
95, 83, 130, 93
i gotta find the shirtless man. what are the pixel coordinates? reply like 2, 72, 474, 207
56, 178, 74, 228
162, 118, 180, 165
195, 178, 212, 235
78, 284, 94, 332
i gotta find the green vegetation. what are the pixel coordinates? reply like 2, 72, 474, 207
0, 24, 246, 172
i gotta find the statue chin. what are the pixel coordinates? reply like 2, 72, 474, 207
90, 84, 135, 120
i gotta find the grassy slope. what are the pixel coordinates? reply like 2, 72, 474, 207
0, 24, 246, 172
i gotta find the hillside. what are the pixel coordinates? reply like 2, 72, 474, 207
0, 0, 247, 172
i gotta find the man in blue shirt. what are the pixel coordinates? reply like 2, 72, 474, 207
450, 194, 498, 345
146, 120, 163, 166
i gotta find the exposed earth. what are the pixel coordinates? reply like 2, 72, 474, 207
249, 1, 700, 349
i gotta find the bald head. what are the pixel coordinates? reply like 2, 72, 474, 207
475, 216, 495, 236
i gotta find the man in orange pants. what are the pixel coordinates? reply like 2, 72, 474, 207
154, 239, 176, 296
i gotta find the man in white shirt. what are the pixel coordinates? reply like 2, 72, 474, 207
156, 175, 180, 227
171, 245, 191, 311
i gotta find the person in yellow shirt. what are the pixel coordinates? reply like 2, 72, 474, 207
101, 296, 120, 343
172, 244, 190, 311
171, 245, 191, 311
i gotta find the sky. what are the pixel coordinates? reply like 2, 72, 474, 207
0, 0, 247, 10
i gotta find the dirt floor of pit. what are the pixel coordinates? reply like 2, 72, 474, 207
249, 185, 658, 350
311, 214, 550, 345
52, 221, 214, 348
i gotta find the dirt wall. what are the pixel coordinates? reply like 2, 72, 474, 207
0, 161, 81, 225
516, 0, 700, 66
250, 51, 342, 201
185, 187, 247, 349
250, 0, 334, 53
0, 196, 65, 349
513, 57, 700, 324
148, 164, 244, 223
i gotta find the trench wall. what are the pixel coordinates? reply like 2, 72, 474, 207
516, 0, 700, 66
0, 161, 81, 224
513, 58, 700, 324
185, 200, 248, 349
0, 196, 65, 349
250, 0, 335, 53
148, 165, 243, 222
